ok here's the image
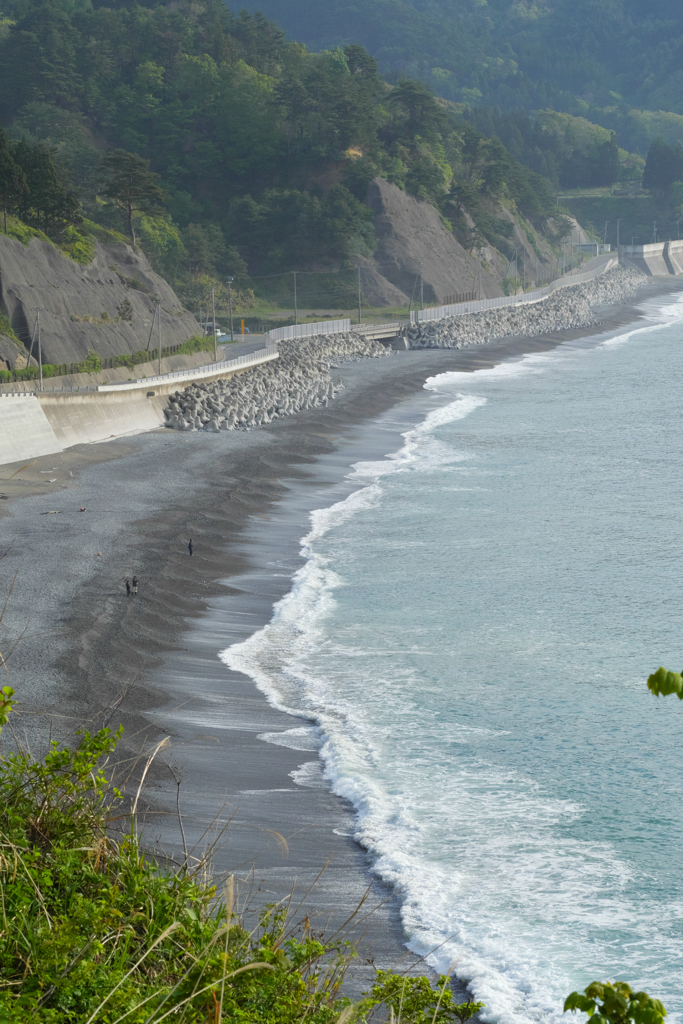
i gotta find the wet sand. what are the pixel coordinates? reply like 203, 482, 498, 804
0, 279, 679, 993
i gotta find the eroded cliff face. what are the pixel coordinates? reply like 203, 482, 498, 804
0, 235, 199, 368
360, 178, 505, 307
359, 178, 562, 308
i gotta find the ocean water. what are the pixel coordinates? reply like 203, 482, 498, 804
222, 292, 683, 1024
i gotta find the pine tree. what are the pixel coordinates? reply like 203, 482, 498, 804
100, 150, 166, 246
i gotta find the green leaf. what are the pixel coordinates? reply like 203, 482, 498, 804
565, 993, 596, 1014
647, 667, 683, 698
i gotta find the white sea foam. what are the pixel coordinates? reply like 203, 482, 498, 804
290, 760, 327, 788
221, 298, 683, 1024
258, 726, 322, 751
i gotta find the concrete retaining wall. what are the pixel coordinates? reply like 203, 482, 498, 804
0, 349, 279, 467
0, 395, 64, 462
619, 240, 683, 276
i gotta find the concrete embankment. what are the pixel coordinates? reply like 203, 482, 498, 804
0, 348, 279, 466
405, 266, 644, 349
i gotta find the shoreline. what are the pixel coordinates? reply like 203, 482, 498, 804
0, 277, 680, 993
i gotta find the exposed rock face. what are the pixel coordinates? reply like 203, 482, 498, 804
164, 333, 390, 432
405, 266, 644, 349
361, 177, 505, 306
0, 235, 199, 367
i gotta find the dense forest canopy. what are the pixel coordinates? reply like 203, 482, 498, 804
0, 0, 568, 313
242, 0, 683, 154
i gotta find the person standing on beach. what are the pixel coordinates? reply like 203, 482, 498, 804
188, 539, 193, 556
125, 579, 131, 596
132, 576, 138, 595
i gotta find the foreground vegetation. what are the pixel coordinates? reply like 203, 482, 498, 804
0, 683, 484, 1023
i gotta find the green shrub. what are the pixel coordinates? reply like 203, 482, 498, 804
0, 313, 19, 343
0, 724, 468, 1023
0, 215, 52, 247
60, 225, 96, 265
81, 218, 128, 244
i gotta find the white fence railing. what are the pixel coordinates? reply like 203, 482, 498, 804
411, 256, 619, 323
1, 347, 280, 396
96, 346, 279, 392
268, 319, 351, 342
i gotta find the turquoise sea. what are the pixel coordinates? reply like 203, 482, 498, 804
223, 291, 683, 1024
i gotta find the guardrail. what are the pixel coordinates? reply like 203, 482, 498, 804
411, 256, 619, 323
97, 345, 279, 391
0, 346, 279, 396
268, 319, 351, 342
351, 321, 408, 335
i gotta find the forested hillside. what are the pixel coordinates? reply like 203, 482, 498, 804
242, 0, 683, 119
0, 0, 569, 317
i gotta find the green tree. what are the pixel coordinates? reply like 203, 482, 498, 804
565, 981, 666, 1024
0, 129, 27, 233
643, 138, 683, 191
100, 149, 166, 246
12, 139, 79, 232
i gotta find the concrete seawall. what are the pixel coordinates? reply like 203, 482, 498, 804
0, 395, 65, 463
0, 348, 279, 467
620, 241, 683, 276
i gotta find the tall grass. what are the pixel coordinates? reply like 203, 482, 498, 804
0, 724, 486, 1023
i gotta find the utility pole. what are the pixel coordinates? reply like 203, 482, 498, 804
293, 271, 298, 325
212, 286, 217, 362
478, 255, 482, 300
227, 278, 234, 340
357, 265, 362, 325
157, 300, 161, 376
31, 308, 46, 391
616, 218, 621, 250
419, 261, 424, 310
653, 220, 657, 243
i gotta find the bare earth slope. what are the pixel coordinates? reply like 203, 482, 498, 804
360, 177, 505, 305
0, 236, 199, 368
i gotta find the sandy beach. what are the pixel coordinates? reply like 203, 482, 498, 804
1, 277, 680, 994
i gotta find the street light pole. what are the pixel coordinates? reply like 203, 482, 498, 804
357, 265, 362, 325
157, 300, 161, 376
227, 277, 234, 340
293, 271, 298, 325
419, 260, 423, 310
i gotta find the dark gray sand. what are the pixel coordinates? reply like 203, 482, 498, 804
1, 279, 680, 993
